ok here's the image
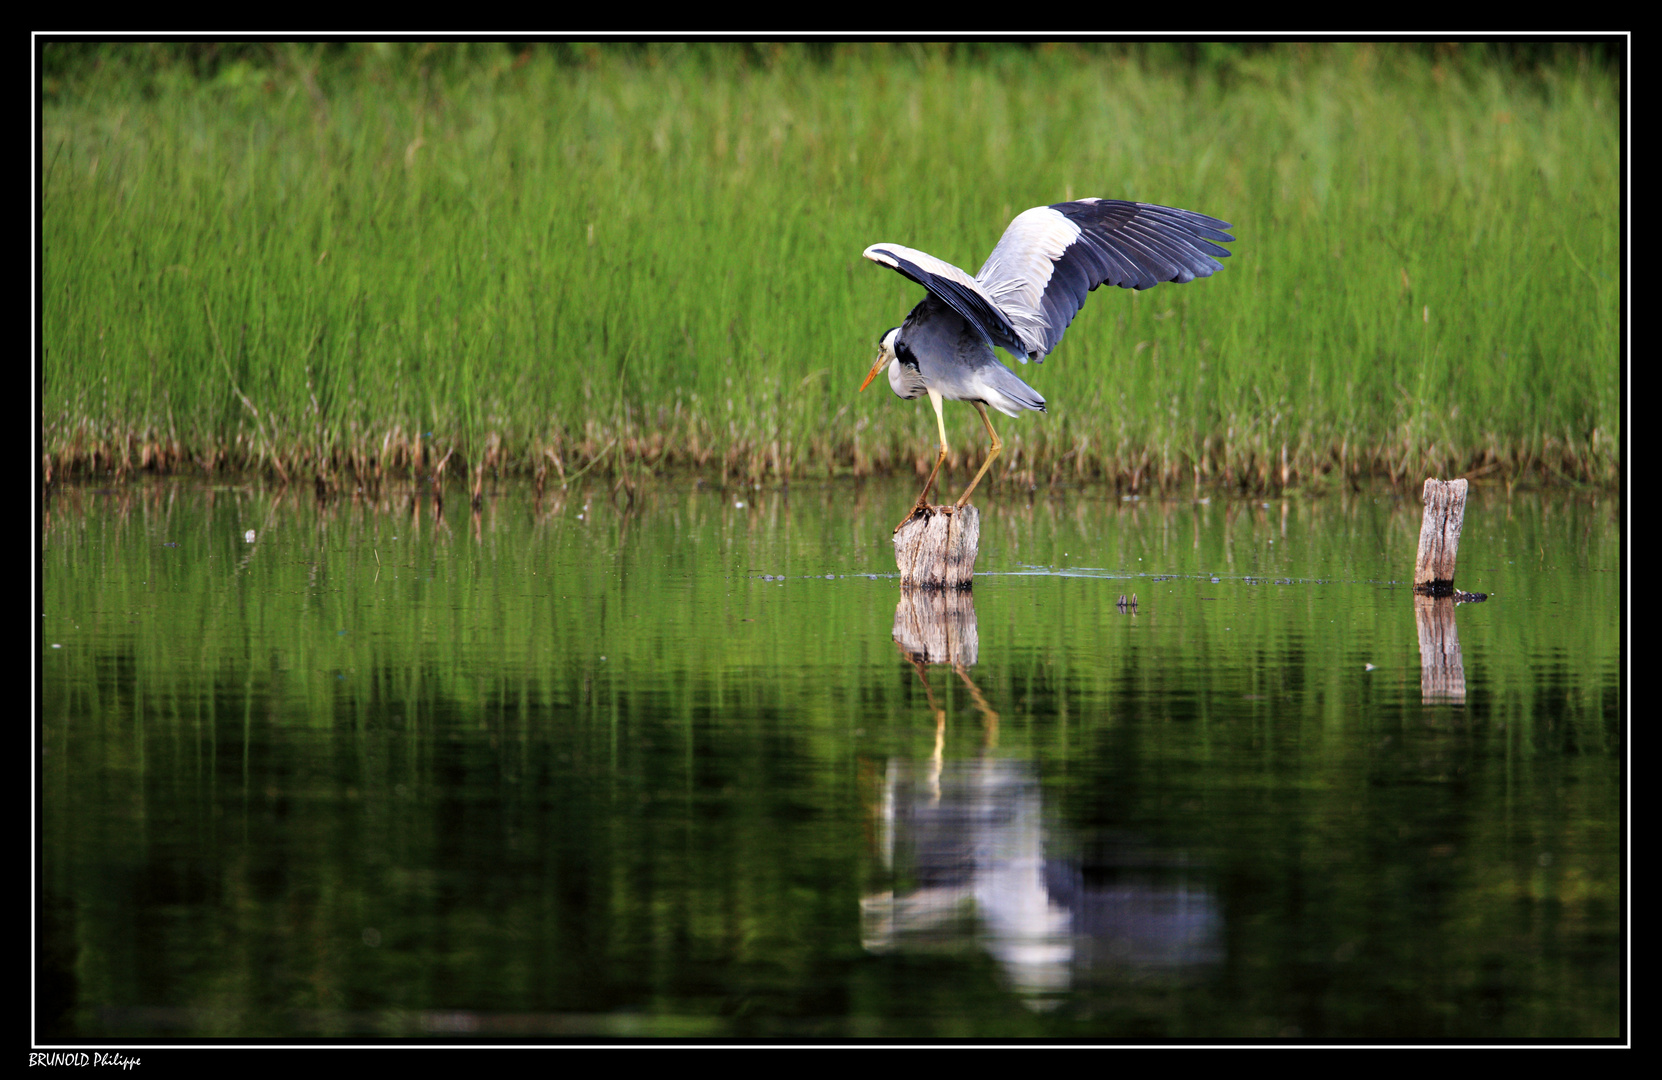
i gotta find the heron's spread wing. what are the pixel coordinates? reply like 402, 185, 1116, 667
862, 244, 1029, 356
974, 199, 1234, 361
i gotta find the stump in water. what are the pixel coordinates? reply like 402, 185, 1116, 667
1413, 477, 1488, 601
894, 504, 979, 589
1414, 478, 1468, 597
1409, 477, 1485, 703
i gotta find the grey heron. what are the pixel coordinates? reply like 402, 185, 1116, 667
860, 198, 1234, 530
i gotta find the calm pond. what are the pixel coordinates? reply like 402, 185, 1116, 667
39, 477, 1621, 1040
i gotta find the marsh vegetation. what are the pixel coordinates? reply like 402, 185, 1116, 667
42, 43, 1619, 494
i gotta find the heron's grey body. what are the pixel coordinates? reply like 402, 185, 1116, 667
860, 198, 1233, 528
883, 295, 1046, 418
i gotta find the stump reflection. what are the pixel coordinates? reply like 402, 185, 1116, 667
1414, 594, 1467, 704
893, 586, 978, 668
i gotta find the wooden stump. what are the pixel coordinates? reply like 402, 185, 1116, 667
1413, 478, 1468, 597
894, 504, 979, 589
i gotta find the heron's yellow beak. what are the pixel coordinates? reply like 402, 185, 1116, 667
859, 350, 889, 392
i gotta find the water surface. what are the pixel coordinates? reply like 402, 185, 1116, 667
39, 478, 1622, 1040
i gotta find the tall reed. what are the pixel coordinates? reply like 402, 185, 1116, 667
41, 43, 1620, 491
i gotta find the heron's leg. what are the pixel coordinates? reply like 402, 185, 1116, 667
921, 389, 952, 504
918, 444, 948, 505
954, 401, 1002, 507
896, 390, 950, 532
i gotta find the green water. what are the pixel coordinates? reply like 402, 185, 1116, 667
38, 478, 1621, 1040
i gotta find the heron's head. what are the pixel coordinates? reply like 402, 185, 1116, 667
859, 327, 902, 392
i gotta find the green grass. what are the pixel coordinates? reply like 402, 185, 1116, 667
40, 42, 1621, 493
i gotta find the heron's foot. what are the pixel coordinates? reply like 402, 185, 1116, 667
893, 504, 927, 533
894, 502, 964, 533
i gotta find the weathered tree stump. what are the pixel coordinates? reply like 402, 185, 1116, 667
1414, 478, 1469, 597
894, 504, 979, 589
